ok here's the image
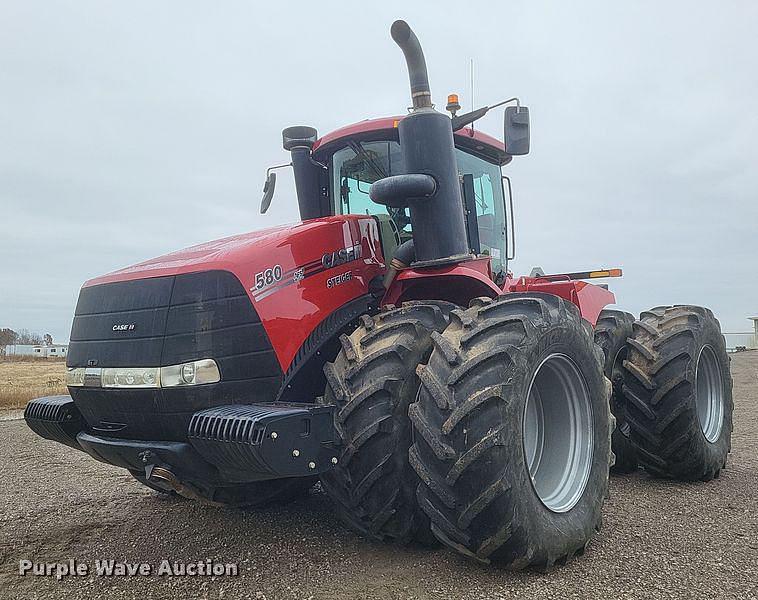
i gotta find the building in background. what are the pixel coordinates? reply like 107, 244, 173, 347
723, 317, 758, 352
2, 344, 68, 358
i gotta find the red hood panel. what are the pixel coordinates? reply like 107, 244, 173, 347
82, 215, 386, 373
85, 221, 313, 287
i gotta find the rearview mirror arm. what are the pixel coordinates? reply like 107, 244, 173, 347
451, 97, 522, 131
266, 162, 292, 179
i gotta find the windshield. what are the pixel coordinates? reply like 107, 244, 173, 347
331, 140, 507, 272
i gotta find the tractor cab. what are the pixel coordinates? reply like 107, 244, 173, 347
264, 116, 515, 278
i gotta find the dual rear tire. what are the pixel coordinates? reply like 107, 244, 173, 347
594, 309, 638, 473
594, 305, 733, 481
619, 306, 733, 480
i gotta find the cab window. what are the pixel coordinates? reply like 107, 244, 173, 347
331, 139, 507, 273
331, 141, 412, 235
454, 150, 506, 269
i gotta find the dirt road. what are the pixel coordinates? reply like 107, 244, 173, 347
1, 352, 757, 600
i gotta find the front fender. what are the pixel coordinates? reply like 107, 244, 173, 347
383, 257, 501, 307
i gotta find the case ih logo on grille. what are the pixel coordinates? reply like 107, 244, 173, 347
112, 323, 136, 332
322, 243, 362, 269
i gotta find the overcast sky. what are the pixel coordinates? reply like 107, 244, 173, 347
1, 1, 756, 342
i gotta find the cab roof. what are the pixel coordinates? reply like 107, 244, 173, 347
312, 116, 511, 166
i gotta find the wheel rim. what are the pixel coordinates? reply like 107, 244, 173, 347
696, 345, 724, 443
523, 353, 594, 513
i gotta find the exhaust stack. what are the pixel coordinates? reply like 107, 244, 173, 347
390, 20, 432, 110
370, 20, 471, 267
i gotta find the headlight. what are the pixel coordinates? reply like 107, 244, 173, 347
65, 368, 86, 387
161, 359, 221, 387
65, 359, 221, 389
102, 367, 161, 388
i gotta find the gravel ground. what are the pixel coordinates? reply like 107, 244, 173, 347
1, 352, 757, 600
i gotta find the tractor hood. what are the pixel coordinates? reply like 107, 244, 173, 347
85, 221, 304, 288
74, 214, 386, 376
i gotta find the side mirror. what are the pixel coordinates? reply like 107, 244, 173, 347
260, 172, 276, 214
504, 106, 530, 155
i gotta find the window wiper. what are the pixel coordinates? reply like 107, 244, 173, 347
349, 141, 388, 181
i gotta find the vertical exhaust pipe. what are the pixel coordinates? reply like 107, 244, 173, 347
370, 20, 471, 267
390, 20, 432, 110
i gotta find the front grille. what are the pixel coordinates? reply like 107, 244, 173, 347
67, 271, 284, 441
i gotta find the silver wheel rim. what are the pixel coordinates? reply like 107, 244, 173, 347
696, 345, 724, 443
523, 353, 594, 513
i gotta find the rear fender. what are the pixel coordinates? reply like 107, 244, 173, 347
504, 277, 615, 326
384, 261, 616, 325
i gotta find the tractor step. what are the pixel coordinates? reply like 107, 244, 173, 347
187, 403, 338, 479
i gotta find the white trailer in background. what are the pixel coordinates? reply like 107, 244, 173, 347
3, 344, 68, 358
723, 317, 758, 352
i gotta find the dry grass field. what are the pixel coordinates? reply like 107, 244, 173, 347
0, 358, 67, 412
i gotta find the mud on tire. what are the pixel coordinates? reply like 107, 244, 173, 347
620, 305, 733, 480
320, 301, 454, 543
410, 293, 612, 568
594, 309, 638, 473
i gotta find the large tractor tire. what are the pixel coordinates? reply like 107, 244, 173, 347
131, 471, 316, 508
410, 293, 613, 568
620, 306, 733, 480
594, 309, 638, 473
320, 301, 453, 544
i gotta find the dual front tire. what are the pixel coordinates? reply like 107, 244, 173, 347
409, 294, 612, 568
319, 301, 453, 543
322, 294, 612, 568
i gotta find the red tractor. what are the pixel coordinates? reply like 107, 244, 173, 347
26, 21, 733, 569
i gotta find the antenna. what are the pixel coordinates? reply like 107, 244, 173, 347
469, 59, 475, 131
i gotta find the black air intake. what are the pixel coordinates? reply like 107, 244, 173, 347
282, 125, 323, 221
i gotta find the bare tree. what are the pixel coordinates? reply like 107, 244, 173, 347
0, 328, 17, 346
16, 329, 43, 345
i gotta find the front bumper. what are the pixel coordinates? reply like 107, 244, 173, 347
24, 396, 338, 485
